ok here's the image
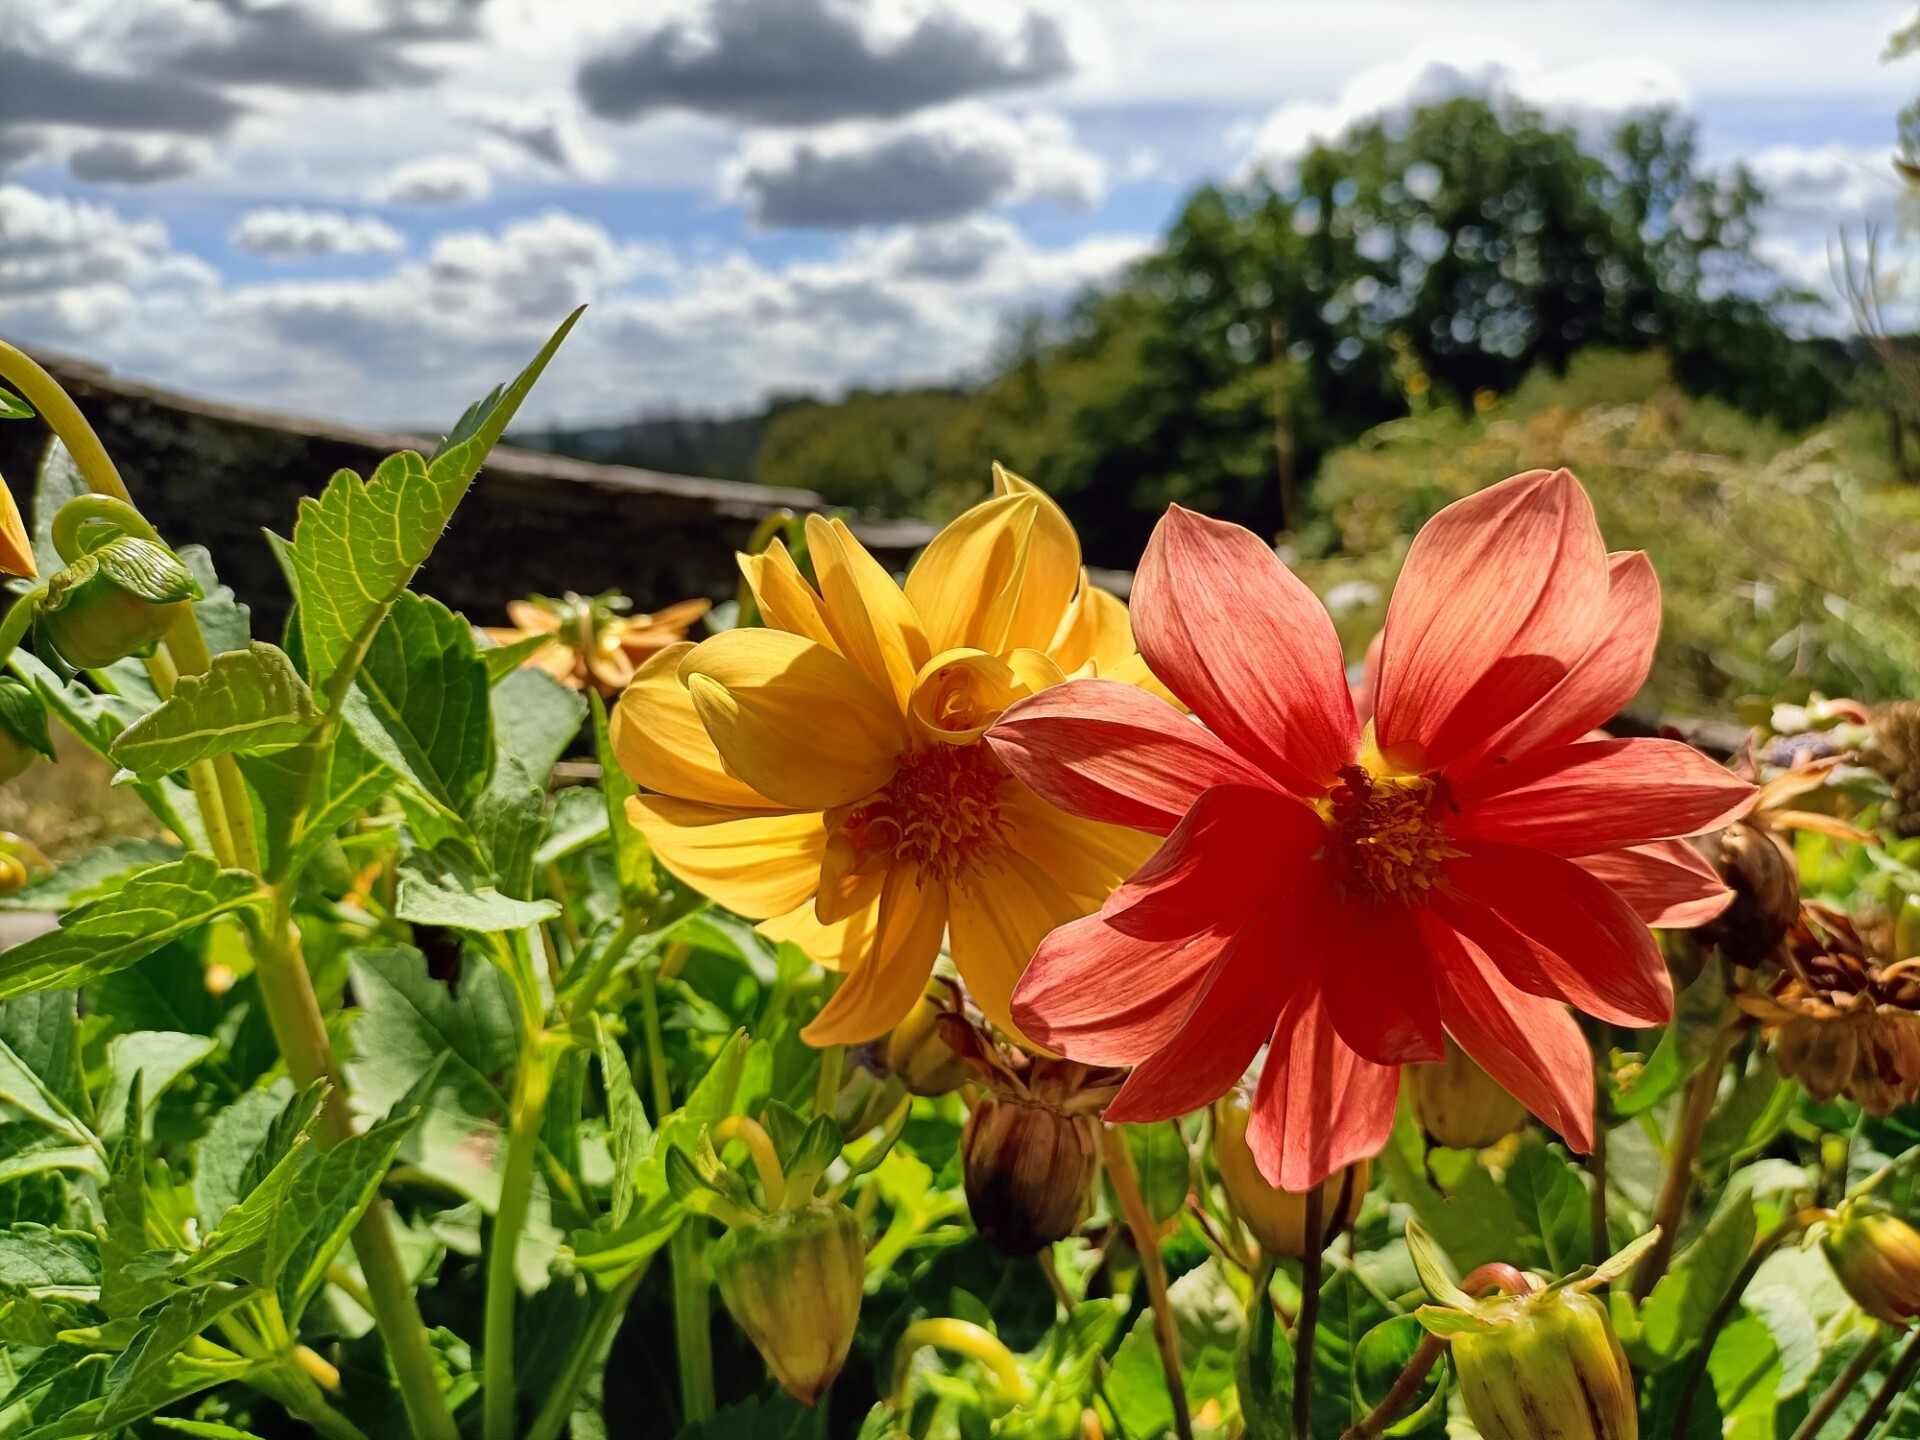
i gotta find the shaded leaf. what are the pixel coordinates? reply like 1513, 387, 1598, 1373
396, 840, 558, 933
343, 592, 491, 813
111, 643, 316, 778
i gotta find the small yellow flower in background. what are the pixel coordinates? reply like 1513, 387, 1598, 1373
611, 465, 1157, 1046
0, 474, 35, 580
486, 590, 711, 697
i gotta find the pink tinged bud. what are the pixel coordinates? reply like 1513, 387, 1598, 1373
1452, 1290, 1638, 1440
712, 1201, 866, 1406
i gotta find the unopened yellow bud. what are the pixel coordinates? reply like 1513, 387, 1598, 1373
1823, 1207, 1920, 1326
1454, 1288, 1637, 1440
1409, 1037, 1528, 1149
1213, 1093, 1366, 1259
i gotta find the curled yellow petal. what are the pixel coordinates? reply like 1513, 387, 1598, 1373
627, 793, 828, 919
1005, 647, 1066, 696
1047, 574, 1133, 674
738, 539, 837, 649
681, 627, 905, 810
802, 865, 949, 1046
805, 514, 927, 706
0, 478, 36, 581
990, 463, 1081, 652
908, 648, 1024, 745
611, 643, 772, 808
904, 492, 1038, 657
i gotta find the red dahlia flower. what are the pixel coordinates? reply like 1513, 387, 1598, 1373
984, 469, 1754, 1189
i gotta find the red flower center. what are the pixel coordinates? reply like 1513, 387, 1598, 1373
1322, 764, 1460, 902
841, 743, 1008, 883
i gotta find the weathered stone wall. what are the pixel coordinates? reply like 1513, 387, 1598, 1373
0, 349, 936, 641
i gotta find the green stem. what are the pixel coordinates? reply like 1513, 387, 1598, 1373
1669, 1215, 1802, 1440
1791, 1325, 1888, 1440
526, 1267, 647, 1440
485, 1037, 554, 1440
0, 340, 133, 503
1339, 1332, 1445, 1440
1634, 1031, 1733, 1303
1101, 1125, 1193, 1440
1842, 1325, 1920, 1440
888, 1317, 1032, 1411
256, 894, 458, 1440
0, 595, 36, 672
1294, 1182, 1325, 1440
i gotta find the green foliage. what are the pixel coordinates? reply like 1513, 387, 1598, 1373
110, 643, 317, 778
756, 389, 973, 517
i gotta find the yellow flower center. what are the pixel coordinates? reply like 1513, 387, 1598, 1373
1321, 764, 1460, 902
842, 742, 1009, 884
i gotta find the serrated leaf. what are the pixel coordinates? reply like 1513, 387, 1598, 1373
471, 752, 545, 901
1506, 1137, 1591, 1275
0, 854, 258, 1000
396, 840, 558, 933
0, 991, 89, 1134
110, 643, 316, 777
597, 1023, 648, 1228
0, 673, 54, 757
192, 1081, 295, 1230
0, 1226, 100, 1298
273, 724, 390, 883
343, 591, 491, 813
0, 840, 180, 913
1640, 1193, 1758, 1362
0, 1126, 100, 1184
101, 1079, 170, 1318
345, 946, 516, 1121
176, 1132, 312, 1287
178, 545, 251, 657
98, 1031, 217, 1142
291, 310, 579, 705
480, 630, 554, 682
96, 1285, 257, 1427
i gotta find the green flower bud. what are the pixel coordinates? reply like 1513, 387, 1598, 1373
713, 1201, 866, 1406
1213, 1092, 1367, 1259
1453, 1288, 1637, 1440
0, 725, 36, 785
0, 674, 54, 784
884, 977, 970, 1096
1822, 1206, 1920, 1326
1409, 1037, 1528, 1150
41, 535, 198, 670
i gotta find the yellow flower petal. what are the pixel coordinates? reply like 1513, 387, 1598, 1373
990, 463, 1083, 652
948, 845, 1081, 1038
681, 627, 905, 810
0, 479, 34, 581
627, 793, 828, 918
1047, 574, 1134, 674
802, 865, 949, 1045
738, 540, 838, 649
904, 492, 1039, 656
1005, 647, 1066, 695
805, 514, 928, 706
1100, 651, 1187, 711
610, 643, 773, 808
1000, 784, 1156, 909
908, 648, 1024, 745
758, 889, 881, 973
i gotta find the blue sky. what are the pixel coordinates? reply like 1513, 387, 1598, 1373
0, 0, 1911, 432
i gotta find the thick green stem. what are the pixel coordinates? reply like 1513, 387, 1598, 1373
1101, 1125, 1193, 1440
527, 1267, 647, 1440
1791, 1326, 1887, 1440
0, 340, 133, 503
485, 1038, 554, 1440
257, 897, 458, 1440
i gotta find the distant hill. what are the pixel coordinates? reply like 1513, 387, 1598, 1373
512, 408, 781, 484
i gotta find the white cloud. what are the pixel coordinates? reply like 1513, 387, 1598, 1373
725, 103, 1103, 228
230, 207, 407, 259
1238, 40, 1689, 176
1746, 144, 1897, 220
461, 98, 613, 178
367, 155, 493, 206
66, 136, 211, 185
0, 182, 216, 339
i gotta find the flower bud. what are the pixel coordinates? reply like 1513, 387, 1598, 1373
833, 1058, 905, 1141
712, 1201, 866, 1406
1409, 1037, 1528, 1150
41, 535, 197, 671
1213, 1093, 1366, 1258
961, 1090, 1097, 1255
884, 978, 970, 1096
1696, 821, 1798, 968
1453, 1288, 1637, 1440
0, 726, 35, 786
1822, 1207, 1920, 1326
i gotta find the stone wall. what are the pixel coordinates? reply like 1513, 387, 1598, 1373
0, 348, 936, 641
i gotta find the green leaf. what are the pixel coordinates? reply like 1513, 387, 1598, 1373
470, 752, 546, 901
192, 1081, 296, 1232
1505, 1137, 1592, 1275
0, 990, 89, 1129
1123, 1121, 1191, 1224
101, 1079, 171, 1318
0, 674, 54, 758
0, 840, 180, 913
0, 854, 258, 1000
290, 309, 580, 705
30, 442, 88, 583
1640, 1190, 1758, 1363
1354, 1314, 1449, 1437
98, 1031, 218, 1141
343, 592, 492, 814
0, 1226, 100, 1298
176, 1130, 312, 1287
1699, 1052, 1793, 1169
96, 1284, 258, 1427
1313, 1265, 1395, 1436
0, 1126, 100, 1184
0, 384, 32, 420
395, 840, 559, 933
597, 1020, 648, 1229
155, 1422, 265, 1440
273, 725, 390, 883
110, 643, 317, 778
346, 946, 517, 1121
1379, 1103, 1523, 1273
533, 783, 608, 870
90, 536, 201, 605
480, 629, 554, 682
177, 545, 251, 657
589, 691, 655, 909
493, 663, 585, 781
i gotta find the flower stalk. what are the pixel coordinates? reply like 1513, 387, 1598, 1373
1338, 1332, 1446, 1440
888, 1317, 1032, 1414
1788, 1326, 1887, 1440
1294, 1181, 1325, 1440
1101, 1125, 1193, 1440
1840, 1324, 1920, 1440
1634, 1030, 1735, 1302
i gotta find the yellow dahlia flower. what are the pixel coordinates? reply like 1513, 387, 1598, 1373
610, 466, 1156, 1046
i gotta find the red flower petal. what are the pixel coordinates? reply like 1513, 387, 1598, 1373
1314, 886, 1445, 1065
1131, 505, 1357, 794
1446, 840, 1673, 1028
1245, 988, 1400, 1191
1011, 911, 1235, 1066
1420, 913, 1594, 1152
1374, 470, 1609, 772
1453, 551, 1660, 774
1105, 909, 1301, 1125
1103, 784, 1322, 941
1578, 840, 1733, 929
1453, 738, 1756, 856
986, 678, 1277, 836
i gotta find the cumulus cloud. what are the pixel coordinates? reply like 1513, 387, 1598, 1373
577, 0, 1072, 126
1746, 144, 1897, 221
231, 208, 407, 259
725, 104, 1102, 228
1239, 41, 1688, 176
0, 46, 244, 137
169, 0, 486, 94
461, 99, 613, 177
66, 136, 210, 185
368, 156, 493, 205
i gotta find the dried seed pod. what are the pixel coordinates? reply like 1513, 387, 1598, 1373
1213, 1091, 1366, 1258
1408, 1037, 1529, 1150
1696, 821, 1798, 968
